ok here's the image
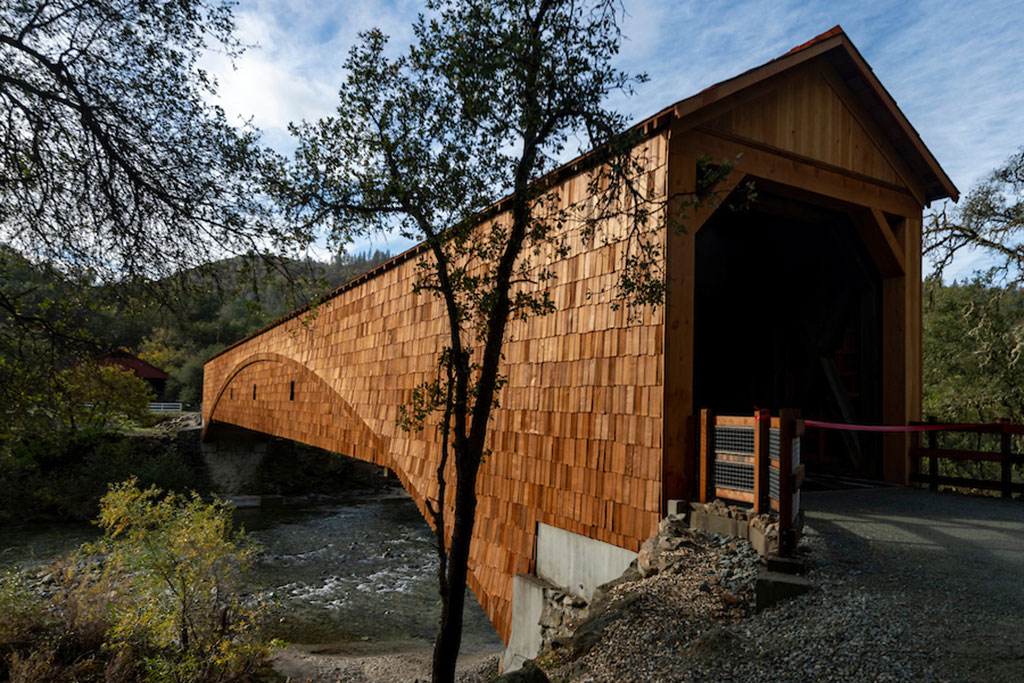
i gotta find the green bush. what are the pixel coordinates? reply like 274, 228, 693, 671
0, 431, 199, 522
0, 480, 279, 682
93, 479, 278, 681
59, 364, 155, 431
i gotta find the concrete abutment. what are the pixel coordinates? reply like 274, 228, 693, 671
502, 523, 636, 673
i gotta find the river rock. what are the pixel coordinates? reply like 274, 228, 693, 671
658, 513, 689, 537
638, 536, 662, 576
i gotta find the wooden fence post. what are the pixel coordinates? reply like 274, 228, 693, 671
927, 416, 938, 492
778, 408, 797, 557
699, 409, 713, 503
1001, 418, 1011, 499
753, 408, 769, 514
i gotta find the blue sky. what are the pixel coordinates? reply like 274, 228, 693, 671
206, 0, 1024, 277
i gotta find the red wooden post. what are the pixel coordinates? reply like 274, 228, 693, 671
1000, 418, 1012, 499
778, 408, 797, 557
753, 408, 769, 514
699, 409, 713, 503
910, 420, 920, 483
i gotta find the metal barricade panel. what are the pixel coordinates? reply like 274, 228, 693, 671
714, 426, 755, 455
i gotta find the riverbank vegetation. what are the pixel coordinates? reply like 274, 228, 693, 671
0, 248, 391, 523
0, 480, 278, 683
0, 427, 198, 524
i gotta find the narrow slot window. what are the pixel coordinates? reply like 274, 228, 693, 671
289, 380, 295, 402
253, 384, 256, 400
230, 388, 234, 400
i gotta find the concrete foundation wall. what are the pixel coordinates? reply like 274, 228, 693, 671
502, 524, 637, 672
200, 436, 267, 494
501, 573, 553, 673
535, 523, 637, 601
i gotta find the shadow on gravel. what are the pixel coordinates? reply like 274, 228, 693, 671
800, 487, 1024, 681
803, 487, 1024, 596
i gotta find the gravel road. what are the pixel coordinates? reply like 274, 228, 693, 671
552, 487, 1024, 682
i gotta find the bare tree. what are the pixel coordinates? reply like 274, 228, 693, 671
0, 0, 315, 440
264, 2, 733, 680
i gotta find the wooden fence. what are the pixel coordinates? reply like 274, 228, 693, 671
699, 408, 805, 553
909, 419, 1024, 498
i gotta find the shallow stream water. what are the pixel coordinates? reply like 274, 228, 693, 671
238, 494, 501, 655
0, 493, 502, 657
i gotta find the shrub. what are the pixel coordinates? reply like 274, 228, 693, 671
0, 431, 199, 522
0, 569, 49, 664
0, 480, 278, 682
92, 479, 277, 681
59, 364, 155, 431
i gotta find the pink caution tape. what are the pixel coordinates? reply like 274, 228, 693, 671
804, 420, 1002, 433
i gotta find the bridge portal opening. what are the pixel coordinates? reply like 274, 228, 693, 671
693, 195, 883, 478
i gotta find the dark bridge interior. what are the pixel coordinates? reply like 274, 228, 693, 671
694, 198, 883, 477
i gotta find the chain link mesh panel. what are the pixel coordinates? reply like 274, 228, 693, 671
715, 460, 755, 492
715, 426, 755, 455
711, 422, 800, 512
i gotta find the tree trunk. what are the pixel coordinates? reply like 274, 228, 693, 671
431, 457, 481, 683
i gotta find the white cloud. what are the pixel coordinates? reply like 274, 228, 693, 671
210, 0, 1023, 187
206, 0, 1023, 271
204, 0, 423, 142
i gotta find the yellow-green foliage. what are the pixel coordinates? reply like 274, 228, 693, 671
0, 570, 48, 651
91, 478, 277, 682
1, 480, 278, 682
60, 364, 154, 429
138, 328, 195, 377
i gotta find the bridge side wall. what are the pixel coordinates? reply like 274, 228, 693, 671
202, 131, 670, 641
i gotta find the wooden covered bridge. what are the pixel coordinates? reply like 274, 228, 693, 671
202, 27, 957, 644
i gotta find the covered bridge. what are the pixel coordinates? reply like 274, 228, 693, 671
202, 26, 957, 645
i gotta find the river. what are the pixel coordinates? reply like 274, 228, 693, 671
0, 492, 503, 659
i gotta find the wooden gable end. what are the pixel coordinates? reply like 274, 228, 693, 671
697, 60, 923, 201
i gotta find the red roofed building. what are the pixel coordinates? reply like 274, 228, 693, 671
96, 351, 168, 399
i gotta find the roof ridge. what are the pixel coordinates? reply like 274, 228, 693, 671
778, 25, 845, 60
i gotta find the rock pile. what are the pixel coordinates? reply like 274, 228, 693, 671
688, 499, 782, 556
157, 411, 202, 433
535, 521, 764, 681
538, 587, 589, 652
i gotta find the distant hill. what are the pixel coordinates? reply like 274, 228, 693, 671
102, 249, 395, 405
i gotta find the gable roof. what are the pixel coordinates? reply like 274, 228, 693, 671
207, 25, 956, 362
97, 351, 169, 380
650, 25, 958, 203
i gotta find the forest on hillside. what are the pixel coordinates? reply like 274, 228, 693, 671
923, 277, 1024, 425
0, 247, 393, 408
